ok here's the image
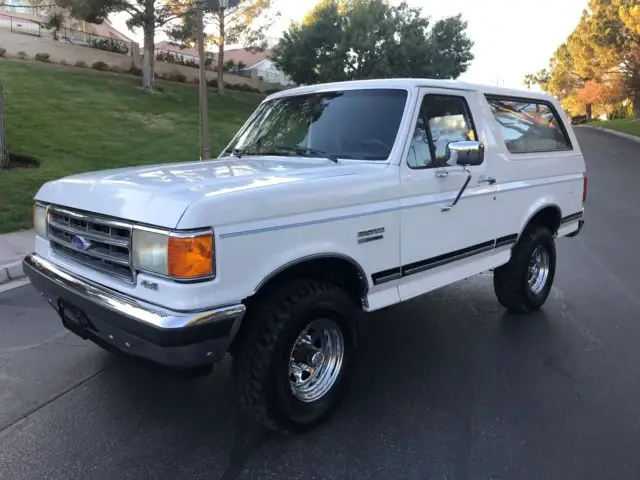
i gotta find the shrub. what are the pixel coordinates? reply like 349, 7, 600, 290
109, 65, 125, 74
160, 71, 187, 83
92, 61, 109, 71
89, 38, 129, 55
0, 48, 6, 57
155, 50, 199, 69
75, 60, 86, 68
238, 84, 260, 93
35, 52, 50, 62
127, 65, 142, 77
17, 51, 28, 60
44, 10, 64, 41
59, 59, 68, 65
264, 87, 281, 95
571, 115, 588, 125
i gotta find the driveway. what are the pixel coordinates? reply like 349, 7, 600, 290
1, 127, 639, 480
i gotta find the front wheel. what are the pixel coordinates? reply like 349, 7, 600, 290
493, 223, 556, 313
232, 279, 359, 433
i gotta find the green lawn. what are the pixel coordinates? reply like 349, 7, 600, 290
592, 118, 640, 138
0, 59, 263, 233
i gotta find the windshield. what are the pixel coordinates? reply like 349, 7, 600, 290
225, 88, 409, 161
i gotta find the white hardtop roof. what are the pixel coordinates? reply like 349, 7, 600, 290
266, 78, 555, 102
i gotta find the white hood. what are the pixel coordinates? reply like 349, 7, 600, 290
35, 156, 361, 228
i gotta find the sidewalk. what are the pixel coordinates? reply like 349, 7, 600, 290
0, 229, 35, 288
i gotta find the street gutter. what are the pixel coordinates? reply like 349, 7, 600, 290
577, 124, 640, 144
0, 260, 28, 292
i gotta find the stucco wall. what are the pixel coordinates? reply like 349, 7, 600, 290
0, 28, 133, 68
154, 59, 256, 88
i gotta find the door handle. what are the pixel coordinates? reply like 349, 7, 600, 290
478, 176, 496, 185
434, 170, 448, 178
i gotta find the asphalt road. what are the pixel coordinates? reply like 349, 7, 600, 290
2, 127, 640, 480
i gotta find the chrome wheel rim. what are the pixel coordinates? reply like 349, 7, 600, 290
528, 245, 550, 295
288, 318, 345, 403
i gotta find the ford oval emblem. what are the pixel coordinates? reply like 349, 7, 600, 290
71, 235, 91, 251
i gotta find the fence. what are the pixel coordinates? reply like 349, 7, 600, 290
236, 67, 294, 87
155, 49, 205, 69
0, 12, 133, 54
0, 12, 40, 36
60, 26, 132, 55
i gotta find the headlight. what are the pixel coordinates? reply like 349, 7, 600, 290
132, 228, 214, 280
33, 203, 48, 238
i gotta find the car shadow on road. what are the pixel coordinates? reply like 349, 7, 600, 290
87, 274, 568, 479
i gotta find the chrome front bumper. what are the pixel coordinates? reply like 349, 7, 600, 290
23, 253, 246, 368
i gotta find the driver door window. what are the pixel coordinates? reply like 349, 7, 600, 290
407, 94, 478, 169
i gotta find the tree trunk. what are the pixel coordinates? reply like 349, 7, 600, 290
217, 8, 225, 96
0, 82, 7, 170
142, 3, 156, 93
585, 103, 592, 120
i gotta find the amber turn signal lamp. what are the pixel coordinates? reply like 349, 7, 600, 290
167, 233, 214, 279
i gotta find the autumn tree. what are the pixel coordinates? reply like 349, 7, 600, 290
270, 0, 474, 86
568, 0, 640, 118
168, 0, 276, 95
577, 79, 624, 118
546, 42, 591, 117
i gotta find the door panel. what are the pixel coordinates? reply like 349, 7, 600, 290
398, 88, 501, 301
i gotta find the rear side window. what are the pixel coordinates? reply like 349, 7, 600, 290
485, 95, 572, 154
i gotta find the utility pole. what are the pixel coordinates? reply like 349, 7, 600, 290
196, 0, 210, 160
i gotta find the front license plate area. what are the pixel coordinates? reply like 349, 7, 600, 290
58, 299, 94, 338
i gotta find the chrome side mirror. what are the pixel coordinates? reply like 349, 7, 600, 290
446, 141, 484, 167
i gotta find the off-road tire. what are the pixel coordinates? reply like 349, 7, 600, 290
493, 223, 556, 313
232, 279, 360, 433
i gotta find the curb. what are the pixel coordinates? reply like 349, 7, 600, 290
577, 125, 640, 144
0, 260, 26, 286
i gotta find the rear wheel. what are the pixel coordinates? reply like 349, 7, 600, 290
493, 223, 556, 313
232, 279, 359, 433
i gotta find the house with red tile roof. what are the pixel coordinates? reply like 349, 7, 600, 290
153, 42, 293, 86
154, 40, 202, 62
217, 48, 292, 86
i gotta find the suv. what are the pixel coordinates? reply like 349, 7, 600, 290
23, 79, 586, 433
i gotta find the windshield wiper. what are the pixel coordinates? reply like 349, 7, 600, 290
275, 145, 339, 164
224, 148, 249, 158
225, 133, 268, 158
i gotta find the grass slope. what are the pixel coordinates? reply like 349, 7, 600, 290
592, 118, 640, 138
0, 59, 262, 233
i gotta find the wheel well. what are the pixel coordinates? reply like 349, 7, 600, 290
228, 256, 368, 356
524, 206, 562, 235
247, 256, 369, 308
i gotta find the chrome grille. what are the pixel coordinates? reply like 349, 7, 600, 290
47, 206, 134, 282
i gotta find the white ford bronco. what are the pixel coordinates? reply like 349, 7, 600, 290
24, 78, 586, 433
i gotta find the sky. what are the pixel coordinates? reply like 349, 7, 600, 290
111, 0, 588, 90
